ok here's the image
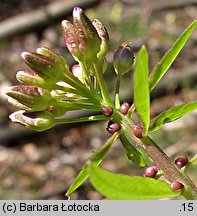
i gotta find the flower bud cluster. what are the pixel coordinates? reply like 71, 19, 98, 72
5, 7, 112, 131
62, 7, 105, 62
5, 47, 70, 131
5, 7, 134, 134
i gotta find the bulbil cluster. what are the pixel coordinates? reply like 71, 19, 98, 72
143, 157, 188, 191
104, 102, 131, 134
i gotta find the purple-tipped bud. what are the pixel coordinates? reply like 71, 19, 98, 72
92, 19, 109, 58
21, 52, 65, 82
8, 97, 32, 111
143, 166, 159, 178
102, 106, 113, 117
175, 156, 188, 169
21, 52, 56, 71
113, 42, 135, 75
120, 101, 131, 115
62, 7, 100, 61
16, 70, 51, 89
132, 124, 143, 138
62, 20, 82, 60
37, 46, 62, 62
5, 85, 52, 111
9, 110, 55, 131
171, 181, 184, 191
106, 121, 121, 134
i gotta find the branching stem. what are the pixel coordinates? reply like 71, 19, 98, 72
112, 109, 197, 199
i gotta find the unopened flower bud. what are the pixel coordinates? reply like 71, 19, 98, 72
37, 46, 69, 72
132, 124, 143, 138
93, 19, 109, 58
5, 85, 52, 111
21, 52, 65, 82
9, 110, 55, 131
143, 166, 158, 178
175, 156, 188, 169
113, 42, 135, 76
8, 97, 32, 111
62, 7, 100, 61
120, 101, 130, 115
171, 181, 184, 191
102, 106, 113, 117
16, 70, 51, 90
106, 121, 121, 134
62, 20, 81, 60
37, 46, 63, 62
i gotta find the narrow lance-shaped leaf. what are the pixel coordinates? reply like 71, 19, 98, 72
149, 20, 197, 91
149, 100, 197, 133
88, 163, 180, 200
134, 45, 150, 135
66, 132, 119, 196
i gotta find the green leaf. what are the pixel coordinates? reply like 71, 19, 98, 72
149, 20, 197, 91
149, 100, 197, 133
134, 45, 150, 135
88, 164, 180, 200
66, 132, 119, 196
119, 134, 146, 167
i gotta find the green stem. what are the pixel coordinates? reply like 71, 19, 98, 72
114, 75, 121, 109
62, 73, 101, 105
55, 114, 108, 125
127, 103, 135, 117
80, 61, 95, 90
140, 136, 197, 199
52, 99, 101, 111
52, 96, 97, 105
92, 60, 113, 106
54, 85, 88, 98
189, 154, 197, 165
